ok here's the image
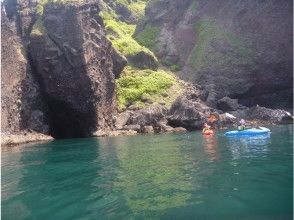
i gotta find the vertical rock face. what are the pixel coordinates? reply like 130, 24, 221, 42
29, 2, 124, 138
3, 0, 38, 41
2, 0, 126, 139
1, 6, 48, 134
138, 0, 293, 110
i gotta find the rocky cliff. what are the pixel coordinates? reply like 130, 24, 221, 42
2, 1, 126, 139
1, 0, 292, 142
1, 5, 48, 135
136, 0, 293, 110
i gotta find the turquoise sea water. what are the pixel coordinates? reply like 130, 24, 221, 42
2, 125, 293, 220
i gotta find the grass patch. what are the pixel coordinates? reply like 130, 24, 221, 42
101, 11, 157, 60
116, 66, 177, 109
128, 1, 148, 20
134, 24, 160, 49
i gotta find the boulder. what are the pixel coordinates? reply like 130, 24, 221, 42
109, 130, 138, 136
127, 105, 168, 127
168, 85, 212, 130
173, 127, 187, 132
142, 126, 154, 133
162, 125, 175, 132
231, 106, 293, 124
127, 51, 159, 70
93, 130, 107, 137
115, 111, 131, 130
123, 124, 141, 132
218, 113, 238, 128
127, 105, 142, 111
217, 97, 239, 112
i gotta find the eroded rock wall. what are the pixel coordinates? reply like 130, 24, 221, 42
29, 2, 125, 138
1, 6, 48, 134
137, 0, 293, 110
2, 1, 126, 139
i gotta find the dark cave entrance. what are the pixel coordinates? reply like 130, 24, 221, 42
47, 98, 97, 139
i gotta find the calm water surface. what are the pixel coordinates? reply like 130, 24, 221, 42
2, 125, 293, 220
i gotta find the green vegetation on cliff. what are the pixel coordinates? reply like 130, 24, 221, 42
116, 0, 149, 20
188, 17, 218, 68
188, 17, 253, 69
101, 12, 157, 61
100, 1, 183, 110
116, 66, 177, 109
134, 24, 160, 49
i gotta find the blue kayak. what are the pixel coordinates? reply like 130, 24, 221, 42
225, 127, 270, 137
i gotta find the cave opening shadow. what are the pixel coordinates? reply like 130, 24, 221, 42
47, 98, 97, 139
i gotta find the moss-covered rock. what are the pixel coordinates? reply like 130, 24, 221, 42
116, 66, 179, 109
101, 11, 159, 69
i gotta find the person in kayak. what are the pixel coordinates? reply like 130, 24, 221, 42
238, 119, 246, 130
202, 123, 212, 133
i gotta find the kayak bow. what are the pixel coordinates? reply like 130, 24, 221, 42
225, 127, 270, 137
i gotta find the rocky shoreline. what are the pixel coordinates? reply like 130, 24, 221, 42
2, 83, 293, 146
1, 132, 53, 146
1, 0, 292, 144
111, 84, 293, 134
2, 118, 291, 146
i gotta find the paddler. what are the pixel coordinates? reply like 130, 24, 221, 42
238, 119, 246, 130
202, 123, 211, 133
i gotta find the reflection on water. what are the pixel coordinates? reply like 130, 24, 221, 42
202, 135, 219, 161
2, 126, 293, 220
226, 134, 271, 160
112, 135, 193, 218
